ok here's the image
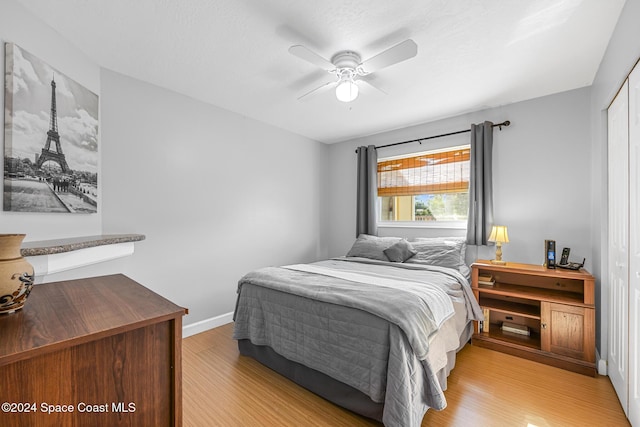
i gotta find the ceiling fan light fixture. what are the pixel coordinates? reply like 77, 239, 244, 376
335, 79, 358, 102
289, 39, 417, 102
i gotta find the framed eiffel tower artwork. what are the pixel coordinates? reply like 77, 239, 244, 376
3, 43, 98, 213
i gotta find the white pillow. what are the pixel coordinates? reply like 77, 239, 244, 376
407, 237, 469, 278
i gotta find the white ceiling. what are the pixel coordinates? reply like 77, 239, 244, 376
16, 0, 626, 144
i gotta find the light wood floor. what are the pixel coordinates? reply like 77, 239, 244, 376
183, 323, 629, 426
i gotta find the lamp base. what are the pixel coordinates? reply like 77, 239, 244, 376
491, 242, 506, 265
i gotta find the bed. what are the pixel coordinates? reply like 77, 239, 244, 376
233, 235, 483, 427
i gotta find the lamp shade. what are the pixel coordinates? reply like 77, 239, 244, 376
335, 79, 358, 102
488, 225, 509, 243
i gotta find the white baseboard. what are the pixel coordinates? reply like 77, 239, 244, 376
597, 349, 607, 376
182, 311, 234, 338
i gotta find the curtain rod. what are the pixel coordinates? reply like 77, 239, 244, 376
354, 120, 511, 153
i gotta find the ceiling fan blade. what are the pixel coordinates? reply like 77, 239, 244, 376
289, 45, 335, 71
297, 79, 336, 101
359, 39, 418, 74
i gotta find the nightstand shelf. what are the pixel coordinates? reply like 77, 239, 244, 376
478, 295, 540, 319
471, 260, 596, 376
480, 325, 542, 350
478, 282, 586, 305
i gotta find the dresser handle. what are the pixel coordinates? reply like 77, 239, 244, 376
541, 323, 547, 329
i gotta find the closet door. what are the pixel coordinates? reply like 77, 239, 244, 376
608, 79, 629, 414
629, 62, 640, 427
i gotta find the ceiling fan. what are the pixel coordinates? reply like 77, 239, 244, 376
288, 39, 418, 103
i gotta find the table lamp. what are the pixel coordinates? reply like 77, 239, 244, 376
488, 225, 509, 265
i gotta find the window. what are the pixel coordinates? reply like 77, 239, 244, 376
377, 145, 470, 226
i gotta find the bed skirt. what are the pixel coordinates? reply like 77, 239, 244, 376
237, 322, 473, 424
237, 339, 385, 422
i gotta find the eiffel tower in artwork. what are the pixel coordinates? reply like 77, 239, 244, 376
35, 77, 71, 174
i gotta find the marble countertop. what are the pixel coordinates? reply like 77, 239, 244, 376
21, 234, 146, 257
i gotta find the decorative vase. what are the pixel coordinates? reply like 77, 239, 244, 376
0, 234, 34, 314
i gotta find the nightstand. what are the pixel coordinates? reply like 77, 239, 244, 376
470, 260, 596, 376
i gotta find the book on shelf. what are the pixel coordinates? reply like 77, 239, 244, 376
482, 308, 490, 333
501, 322, 530, 336
478, 273, 495, 286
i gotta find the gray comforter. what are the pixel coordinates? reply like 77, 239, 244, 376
233, 257, 482, 427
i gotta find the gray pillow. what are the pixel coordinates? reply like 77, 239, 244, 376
406, 245, 461, 268
346, 234, 402, 261
383, 239, 417, 262
406, 237, 469, 277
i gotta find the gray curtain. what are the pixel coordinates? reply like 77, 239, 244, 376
356, 145, 378, 236
466, 121, 494, 245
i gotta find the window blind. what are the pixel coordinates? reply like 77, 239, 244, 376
377, 147, 470, 196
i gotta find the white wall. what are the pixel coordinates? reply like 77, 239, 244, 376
328, 88, 592, 271
589, 0, 640, 368
0, 0, 101, 240
1, 0, 330, 330
98, 69, 329, 326
27, 71, 330, 329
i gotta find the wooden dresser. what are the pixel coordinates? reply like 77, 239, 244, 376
471, 260, 596, 376
0, 274, 187, 426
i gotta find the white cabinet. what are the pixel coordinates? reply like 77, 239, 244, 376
607, 60, 640, 427
628, 60, 640, 427
608, 79, 629, 416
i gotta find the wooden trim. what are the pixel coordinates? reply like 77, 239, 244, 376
583, 277, 596, 305
472, 334, 597, 376
377, 149, 470, 172
472, 260, 595, 281
607, 55, 640, 109
172, 316, 184, 427
377, 182, 469, 196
